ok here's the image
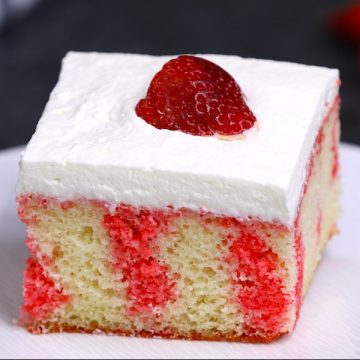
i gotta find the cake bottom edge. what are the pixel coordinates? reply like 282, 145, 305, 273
21, 321, 286, 343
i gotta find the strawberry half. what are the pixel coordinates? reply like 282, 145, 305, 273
136, 55, 256, 136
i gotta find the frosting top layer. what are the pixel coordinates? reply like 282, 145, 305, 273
17, 52, 339, 225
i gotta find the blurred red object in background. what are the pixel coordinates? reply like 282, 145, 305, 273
329, 2, 360, 45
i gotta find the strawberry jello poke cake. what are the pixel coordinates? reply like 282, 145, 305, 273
17, 52, 340, 342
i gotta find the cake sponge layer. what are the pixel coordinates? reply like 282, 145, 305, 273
19, 196, 295, 341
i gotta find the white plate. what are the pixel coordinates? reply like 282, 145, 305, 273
0, 144, 360, 359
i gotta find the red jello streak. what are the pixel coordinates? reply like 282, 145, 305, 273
22, 257, 70, 321
103, 204, 176, 315
17, 194, 49, 225
60, 200, 75, 210
294, 215, 304, 321
222, 218, 290, 336
19, 197, 71, 321
316, 209, 323, 245
331, 117, 340, 180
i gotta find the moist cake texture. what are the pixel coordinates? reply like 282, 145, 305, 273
17, 53, 340, 342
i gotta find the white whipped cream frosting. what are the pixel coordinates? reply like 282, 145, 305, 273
17, 52, 339, 226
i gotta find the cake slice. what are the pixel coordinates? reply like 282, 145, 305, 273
17, 52, 340, 342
